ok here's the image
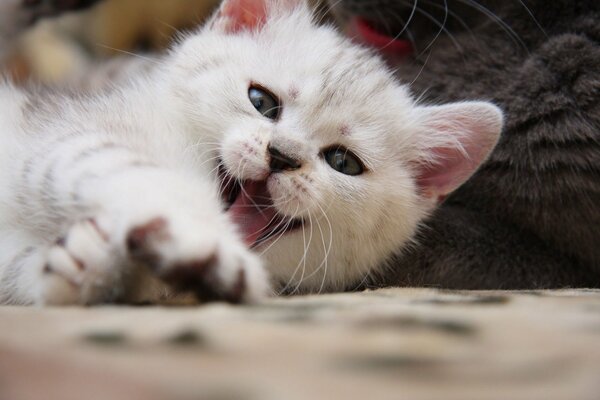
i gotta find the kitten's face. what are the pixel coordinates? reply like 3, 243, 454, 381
165, 0, 502, 293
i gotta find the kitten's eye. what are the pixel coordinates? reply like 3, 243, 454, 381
248, 85, 281, 120
323, 146, 364, 176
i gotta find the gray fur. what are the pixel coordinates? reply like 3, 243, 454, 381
334, 0, 600, 289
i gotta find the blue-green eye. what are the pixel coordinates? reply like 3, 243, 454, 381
248, 85, 281, 120
323, 146, 364, 176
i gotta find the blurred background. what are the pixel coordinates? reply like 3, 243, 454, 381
4, 0, 219, 85
2, 0, 326, 87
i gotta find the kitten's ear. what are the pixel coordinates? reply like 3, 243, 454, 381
211, 0, 304, 33
414, 102, 503, 203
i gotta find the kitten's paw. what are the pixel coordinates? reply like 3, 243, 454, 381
39, 218, 122, 305
126, 217, 269, 303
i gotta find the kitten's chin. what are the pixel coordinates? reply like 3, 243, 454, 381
219, 169, 304, 247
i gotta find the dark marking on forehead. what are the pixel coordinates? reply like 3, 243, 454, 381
288, 85, 300, 100
340, 124, 351, 136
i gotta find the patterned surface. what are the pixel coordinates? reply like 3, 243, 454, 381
1, 288, 599, 400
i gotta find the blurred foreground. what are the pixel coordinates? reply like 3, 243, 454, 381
1, 288, 599, 400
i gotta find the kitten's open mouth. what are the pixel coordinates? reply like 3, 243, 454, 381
350, 17, 413, 57
219, 167, 303, 247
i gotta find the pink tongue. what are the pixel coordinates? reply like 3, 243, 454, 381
227, 181, 277, 246
349, 17, 413, 57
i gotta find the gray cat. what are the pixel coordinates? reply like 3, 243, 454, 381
329, 0, 600, 289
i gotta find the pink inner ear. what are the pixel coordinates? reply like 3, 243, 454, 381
220, 0, 268, 32
417, 143, 483, 201
415, 103, 502, 203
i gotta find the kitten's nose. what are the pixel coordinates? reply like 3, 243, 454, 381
268, 145, 301, 172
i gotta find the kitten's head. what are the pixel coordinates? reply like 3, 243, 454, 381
165, 0, 503, 293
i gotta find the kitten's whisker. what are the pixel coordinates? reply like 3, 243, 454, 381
93, 44, 167, 66
249, 204, 291, 242
348, 266, 373, 292
286, 209, 310, 294
315, 201, 333, 294
419, 0, 476, 39
317, 0, 344, 26
259, 205, 300, 257
298, 202, 331, 289
186, 140, 224, 151
153, 17, 181, 34
414, 87, 432, 104
193, 150, 220, 165
308, 211, 328, 293
292, 209, 314, 294
215, 158, 241, 199
210, 159, 227, 179
202, 158, 223, 175
378, 0, 418, 50
275, 207, 309, 294
515, 0, 547, 37
457, 0, 528, 52
404, 0, 462, 56
410, 42, 434, 86
263, 105, 282, 117
387, 7, 418, 53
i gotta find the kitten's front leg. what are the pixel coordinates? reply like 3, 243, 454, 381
84, 168, 270, 305
6, 134, 269, 305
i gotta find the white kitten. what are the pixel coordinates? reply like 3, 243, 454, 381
0, 0, 502, 305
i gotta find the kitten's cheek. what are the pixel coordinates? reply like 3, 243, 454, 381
267, 176, 312, 217
221, 134, 270, 181
221, 147, 260, 181
267, 177, 294, 214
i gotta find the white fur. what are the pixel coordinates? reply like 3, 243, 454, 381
0, 0, 502, 305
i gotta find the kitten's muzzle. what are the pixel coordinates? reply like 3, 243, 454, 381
217, 159, 304, 247
268, 145, 301, 173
